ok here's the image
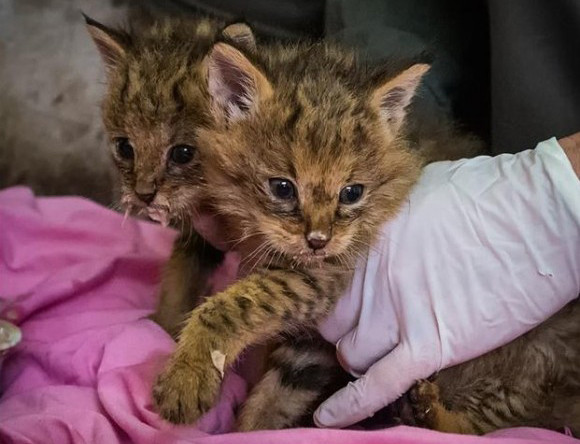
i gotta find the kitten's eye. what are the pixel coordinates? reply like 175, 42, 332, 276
339, 184, 364, 204
269, 178, 296, 200
170, 145, 195, 164
115, 138, 134, 160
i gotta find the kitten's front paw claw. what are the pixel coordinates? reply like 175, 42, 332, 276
409, 379, 440, 427
153, 357, 222, 424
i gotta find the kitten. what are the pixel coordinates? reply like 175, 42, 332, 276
152, 32, 579, 434
85, 16, 255, 337
150, 33, 475, 428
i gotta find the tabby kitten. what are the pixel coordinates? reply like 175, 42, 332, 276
153, 33, 579, 435
151, 35, 439, 427
85, 16, 255, 337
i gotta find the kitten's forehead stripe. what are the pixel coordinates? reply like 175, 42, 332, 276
308, 184, 334, 203
284, 106, 301, 135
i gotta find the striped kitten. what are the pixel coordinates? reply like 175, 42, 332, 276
150, 33, 481, 429
153, 32, 579, 434
85, 16, 257, 338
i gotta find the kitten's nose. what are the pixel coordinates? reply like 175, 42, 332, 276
135, 183, 157, 204
136, 191, 156, 204
306, 231, 330, 250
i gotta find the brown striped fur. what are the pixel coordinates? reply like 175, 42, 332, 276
151, 33, 484, 426
85, 18, 580, 436
236, 337, 350, 430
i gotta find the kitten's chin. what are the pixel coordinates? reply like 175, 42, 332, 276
289, 251, 328, 268
147, 207, 171, 227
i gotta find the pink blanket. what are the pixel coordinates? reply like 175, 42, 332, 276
0, 187, 577, 444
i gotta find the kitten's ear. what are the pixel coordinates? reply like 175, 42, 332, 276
221, 23, 257, 53
371, 63, 430, 135
205, 42, 273, 122
83, 14, 126, 70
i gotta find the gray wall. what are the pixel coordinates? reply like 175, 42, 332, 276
0, 0, 130, 204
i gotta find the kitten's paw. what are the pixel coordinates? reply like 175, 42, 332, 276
409, 379, 440, 428
153, 356, 222, 424
409, 379, 477, 434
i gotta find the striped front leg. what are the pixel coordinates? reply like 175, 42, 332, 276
152, 266, 348, 424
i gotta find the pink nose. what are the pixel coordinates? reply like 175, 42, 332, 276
306, 231, 330, 250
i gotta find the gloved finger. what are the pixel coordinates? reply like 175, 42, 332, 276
314, 343, 432, 428
335, 303, 399, 377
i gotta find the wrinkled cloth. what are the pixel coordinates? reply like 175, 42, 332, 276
0, 186, 578, 443
316, 138, 580, 428
0, 187, 245, 443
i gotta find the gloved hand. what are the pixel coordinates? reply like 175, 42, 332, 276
315, 137, 580, 428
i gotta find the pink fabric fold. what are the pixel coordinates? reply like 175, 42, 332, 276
0, 187, 576, 443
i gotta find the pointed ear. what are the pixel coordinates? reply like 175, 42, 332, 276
371, 63, 430, 135
221, 23, 257, 53
205, 42, 273, 122
83, 13, 126, 71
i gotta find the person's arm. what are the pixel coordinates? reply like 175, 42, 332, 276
559, 132, 580, 177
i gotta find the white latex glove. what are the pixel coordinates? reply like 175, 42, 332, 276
315, 137, 580, 428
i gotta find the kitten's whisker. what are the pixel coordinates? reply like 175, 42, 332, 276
242, 241, 268, 264
227, 229, 257, 244
249, 245, 273, 274
121, 205, 132, 228
335, 253, 348, 269
349, 237, 380, 254
241, 241, 270, 268
228, 231, 261, 250
265, 246, 280, 270
274, 249, 285, 267
255, 243, 276, 271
